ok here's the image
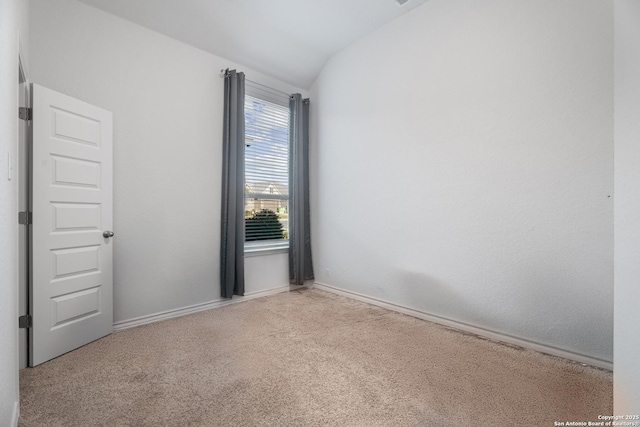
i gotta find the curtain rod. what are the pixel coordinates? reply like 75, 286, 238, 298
219, 69, 291, 97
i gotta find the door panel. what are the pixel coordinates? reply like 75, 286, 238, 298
52, 108, 102, 145
51, 203, 101, 231
31, 84, 113, 366
51, 286, 101, 328
51, 155, 101, 188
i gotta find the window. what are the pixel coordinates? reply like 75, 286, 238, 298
244, 82, 290, 252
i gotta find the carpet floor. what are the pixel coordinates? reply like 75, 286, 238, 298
19, 288, 612, 426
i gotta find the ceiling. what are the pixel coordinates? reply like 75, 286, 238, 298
75, 0, 429, 89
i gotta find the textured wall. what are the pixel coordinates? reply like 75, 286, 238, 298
614, 0, 640, 413
0, 0, 29, 424
29, 0, 298, 323
310, 0, 613, 363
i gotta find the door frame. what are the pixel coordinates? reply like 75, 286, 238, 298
17, 50, 30, 369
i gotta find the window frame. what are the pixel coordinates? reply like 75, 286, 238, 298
243, 82, 290, 254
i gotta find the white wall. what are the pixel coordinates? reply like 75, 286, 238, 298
29, 0, 300, 323
0, 0, 29, 424
311, 0, 613, 363
614, 0, 640, 414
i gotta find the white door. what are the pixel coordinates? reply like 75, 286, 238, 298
31, 84, 113, 366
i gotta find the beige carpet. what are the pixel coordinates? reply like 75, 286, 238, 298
19, 288, 612, 427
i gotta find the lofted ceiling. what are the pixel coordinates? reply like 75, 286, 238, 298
75, 0, 429, 88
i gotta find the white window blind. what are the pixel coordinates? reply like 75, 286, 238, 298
244, 83, 290, 244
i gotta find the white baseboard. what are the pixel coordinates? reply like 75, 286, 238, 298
11, 400, 19, 427
313, 282, 613, 371
113, 285, 290, 331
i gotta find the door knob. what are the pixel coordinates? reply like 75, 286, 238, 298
103, 230, 115, 238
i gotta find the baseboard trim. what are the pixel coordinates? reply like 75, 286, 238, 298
313, 282, 613, 371
113, 285, 290, 331
11, 400, 19, 427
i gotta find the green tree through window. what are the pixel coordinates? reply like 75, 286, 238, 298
245, 209, 285, 241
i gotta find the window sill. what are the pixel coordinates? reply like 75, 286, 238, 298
244, 241, 289, 257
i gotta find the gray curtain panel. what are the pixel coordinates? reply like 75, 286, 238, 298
289, 94, 314, 285
220, 69, 245, 298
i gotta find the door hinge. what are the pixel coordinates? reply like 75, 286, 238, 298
19, 315, 32, 329
19, 107, 32, 121
18, 211, 32, 225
